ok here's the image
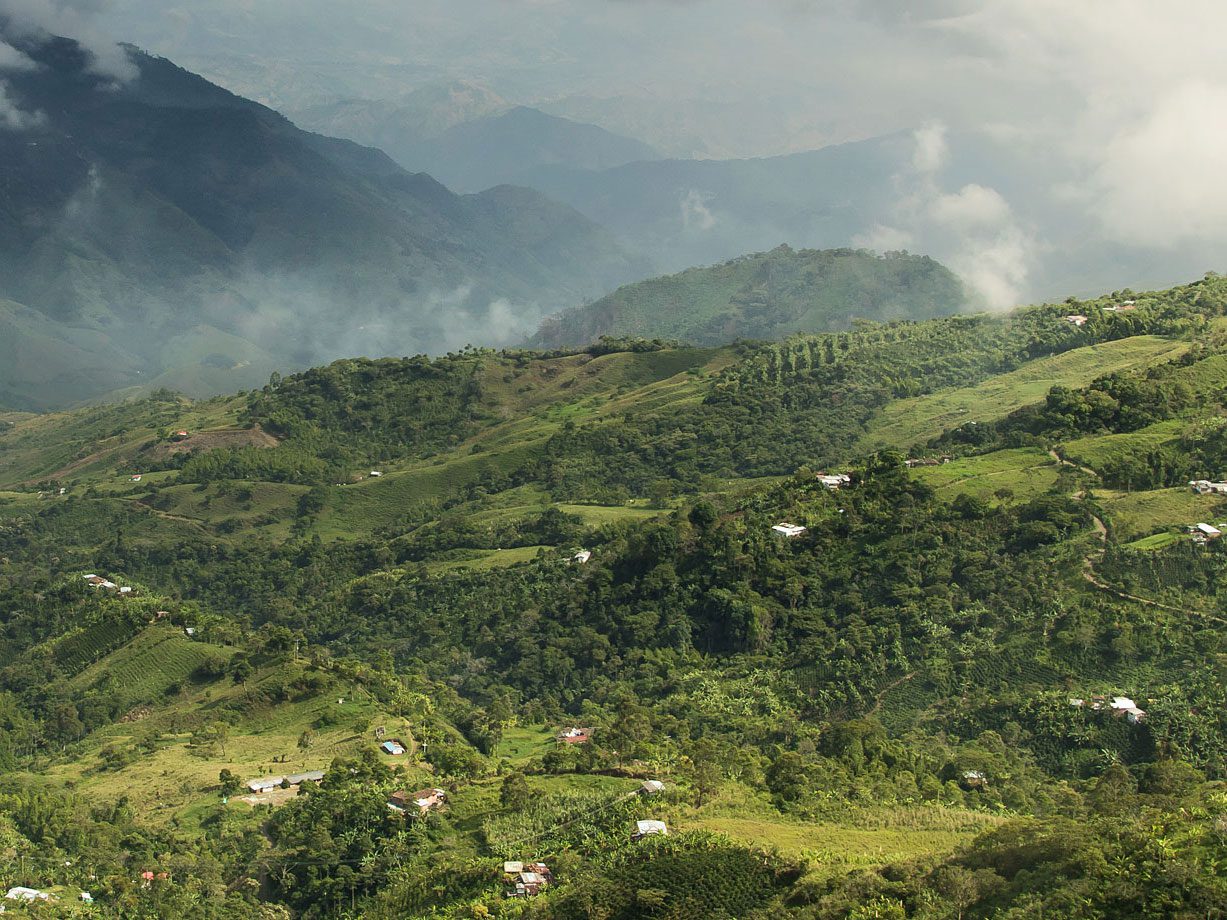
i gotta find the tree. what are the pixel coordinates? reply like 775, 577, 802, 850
933, 865, 979, 920
428, 743, 486, 780
208, 722, 231, 758
687, 740, 722, 807
500, 772, 531, 810
50, 701, 84, 745
219, 769, 242, 797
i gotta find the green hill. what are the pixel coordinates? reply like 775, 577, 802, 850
1, 274, 1226, 917
529, 246, 969, 348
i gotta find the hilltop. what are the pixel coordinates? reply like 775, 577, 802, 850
529, 246, 969, 348
1, 274, 1226, 916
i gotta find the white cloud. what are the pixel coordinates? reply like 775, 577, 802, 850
1091, 81, 1227, 247
858, 124, 1037, 309
680, 188, 717, 232
0, 0, 137, 82
911, 121, 948, 173
930, 184, 1011, 230
0, 36, 34, 68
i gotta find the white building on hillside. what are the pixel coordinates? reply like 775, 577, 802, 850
1189, 480, 1227, 495
772, 523, 807, 538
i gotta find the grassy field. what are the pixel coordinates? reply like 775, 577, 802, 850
910, 447, 1063, 503
32, 649, 402, 826
426, 545, 551, 574
676, 784, 1002, 879
66, 624, 231, 702
1061, 419, 1184, 473
312, 440, 548, 540
1125, 531, 1183, 551
859, 336, 1189, 451
1096, 487, 1227, 541
136, 480, 307, 540
685, 810, 998, 874
493, 725, 559, 763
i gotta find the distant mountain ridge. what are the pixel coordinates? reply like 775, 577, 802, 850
529, 246, 969, 348
291, 84, 661, 192
0, 40, 649, 410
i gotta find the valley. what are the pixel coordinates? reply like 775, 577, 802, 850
1, 274, 1225, 916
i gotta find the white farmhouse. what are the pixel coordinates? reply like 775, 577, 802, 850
771, 523, 807, 538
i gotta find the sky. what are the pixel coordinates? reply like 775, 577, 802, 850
68, 0, 1226, 243
3, 0, 1227, 308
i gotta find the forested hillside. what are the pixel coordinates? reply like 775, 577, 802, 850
529, 246, 969, 348
0, 33, 646, 409
0, 275, 1225, 917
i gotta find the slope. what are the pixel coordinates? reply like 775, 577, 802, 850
0, 34, 649, 408
294, 94, 661, 193
530, 246, 968, 347
2, 276, 1227, 917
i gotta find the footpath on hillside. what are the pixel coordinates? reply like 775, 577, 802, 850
1052, 448, 1227, 627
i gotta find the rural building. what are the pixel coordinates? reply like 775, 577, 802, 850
640, 779, 666, 795
633, 819, 669, 840
83, 574, 118, 591
817, 473, 852, 490
6, 887, 52, 902
1065, 314, 1089, 326
369, 471, 383, 477
131, 474, 142, 482
245, 771, 325, 794
571, 550, 592, 565
171, 430, 189, 441
961, 770, 988, 789
380, 740, 406, 756
772, 522, 807, 538
1110, 697, 1148, 723
387, 787, 447, 815
1189, 522, 1223, 543
1189, 480, 1227, 495
558, 727, 591, 744
1104, 301, 1137, 313
506, 862, 553, 898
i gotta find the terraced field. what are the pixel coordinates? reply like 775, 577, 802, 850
67, 624, 232, 707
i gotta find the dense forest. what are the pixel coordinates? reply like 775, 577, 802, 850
0, 276, 1225, 916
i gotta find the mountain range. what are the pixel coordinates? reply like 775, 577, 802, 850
0, 37, 648, 410
292, 83, 661, 192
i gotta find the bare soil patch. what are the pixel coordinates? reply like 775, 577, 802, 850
153, 426, 280, 458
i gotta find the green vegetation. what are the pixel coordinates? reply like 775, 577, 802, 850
860, 336, 1189, 452
2, 275, 1227, 917
530, 246, 968, 348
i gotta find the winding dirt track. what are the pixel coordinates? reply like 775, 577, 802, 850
1057, 452, 1227, 627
